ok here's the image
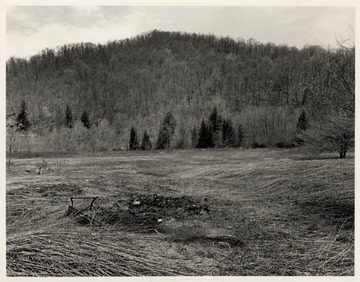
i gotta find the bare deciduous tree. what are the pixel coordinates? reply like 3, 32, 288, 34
300, 115, 354, 159
300, 40, 354, 158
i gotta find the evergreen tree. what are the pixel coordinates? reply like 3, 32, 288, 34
191, 126, 198, 148
80, 110, 91, 129
54, 106, 63, 128
222, 118, 237, 147
174, 120, 188, 149
156, 112, 177, 149
297, 110, 308, 131
129, 126, 139, 150
208, 107, 222, 147
141, 131, 152, 150
65, 104, 73, 128
16, 100, 31, 131
237, 124, 244, 147
197, 120, 212, 148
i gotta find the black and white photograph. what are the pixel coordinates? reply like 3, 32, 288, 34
4, 1, 356, 278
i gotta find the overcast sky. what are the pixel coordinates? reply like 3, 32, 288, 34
6, 6, 355, 59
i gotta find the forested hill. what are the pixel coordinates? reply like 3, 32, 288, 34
6, 30, 355, 152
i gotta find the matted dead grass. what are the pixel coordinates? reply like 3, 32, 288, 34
6, 148, 354, 276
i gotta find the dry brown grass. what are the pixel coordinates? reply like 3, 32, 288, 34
6, 148, 354, 276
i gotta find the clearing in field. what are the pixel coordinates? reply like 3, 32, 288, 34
6, 149, 354, 276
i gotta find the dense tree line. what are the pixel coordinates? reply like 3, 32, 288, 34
6, 30, 354, 157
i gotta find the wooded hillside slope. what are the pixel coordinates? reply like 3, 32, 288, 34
6, 30, 354, 152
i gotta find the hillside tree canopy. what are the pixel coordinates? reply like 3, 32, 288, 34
6, 30, 355, 156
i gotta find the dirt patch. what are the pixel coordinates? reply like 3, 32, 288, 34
66, 193, 210, 231
127, 194, 209, 218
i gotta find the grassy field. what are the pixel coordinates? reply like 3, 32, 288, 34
6, 148, 354, 276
